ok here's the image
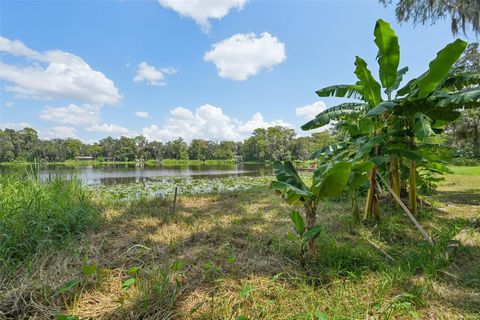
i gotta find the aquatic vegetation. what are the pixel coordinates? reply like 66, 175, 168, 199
89, 175, 280, 201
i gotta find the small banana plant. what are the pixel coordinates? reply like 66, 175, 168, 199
271, 160, 373, 262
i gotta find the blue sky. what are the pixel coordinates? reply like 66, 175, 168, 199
0, 0, 472, 142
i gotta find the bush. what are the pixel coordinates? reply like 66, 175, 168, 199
0, 173, 99, 270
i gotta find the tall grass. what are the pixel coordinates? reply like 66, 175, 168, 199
0, 173, 99, 271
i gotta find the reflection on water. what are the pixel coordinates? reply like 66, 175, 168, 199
0, 163, 272, 185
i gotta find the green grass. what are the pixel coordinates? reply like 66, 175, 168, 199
450, 165, 480, 175
1, 167, 479, 319
0, 173, 99, 272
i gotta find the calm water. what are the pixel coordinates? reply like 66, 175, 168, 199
0, 163, 272, 185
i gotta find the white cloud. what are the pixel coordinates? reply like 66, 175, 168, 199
39, 104, 101, 126
0, 122, 32, 130
204, 32, 286, 81
141, 104, 291, 141
86, 123, 136, 136
158, 0, 246, 32
133, 62, 176, 86
41, 126, 78, 139
295, 101, 326, 121
0, 36, 120, 105
135, 111, 150, 119
4, 101, 14, 108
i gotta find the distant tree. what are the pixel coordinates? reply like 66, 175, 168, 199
165, 138, 188, 160
380, 0, 480, 36
188, 139, 209, 160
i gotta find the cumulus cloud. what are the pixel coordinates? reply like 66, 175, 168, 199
86, 123, 136, 136
0, 36, 120, 105
39, 104, 101, 126
141, 104, 291, 141
295, 101, 326, 121
133, 62, 176, 86
41, 126, 78, 139
134, 111, 150, 119
158, 0, 246, 32
204, 32, 286, 81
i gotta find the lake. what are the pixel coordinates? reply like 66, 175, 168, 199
0, 162, 272, 185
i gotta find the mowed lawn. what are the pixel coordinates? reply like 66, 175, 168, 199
1, 168, 479, 320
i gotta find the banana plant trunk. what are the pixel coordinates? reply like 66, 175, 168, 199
304, 201, 317, 251
364, 166, 379, 221
409, 160, 417, 215
351, 192, 360, 222
390, 157, 401, 207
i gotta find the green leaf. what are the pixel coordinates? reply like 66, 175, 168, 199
354, 136, 384, 160
240, 284, 254, 298
302, 225, 322, 241
417, 39, 467, 98
272, 161, 308, 191
122, 278, 136, 290
374, 19, 400, 91
82, 264, 97, 276
301, 103, 365, 130
354, 56, 382, 105
171, 260, 185, 272
435, 88, 480, 109
55, 279, 80, 296
314, 311, 329, 320
414, 114, 434, 139
309, 142, 347, 159
316, 84, 364, 99
388, 66, 409, 95
367, 101, 396, 116
271, 181, 312, 205
440, 72, 480, 90
127, 266, 140, 275
289, 210, 305, 236
384, 148, 423, 161
316, 161, 352, 198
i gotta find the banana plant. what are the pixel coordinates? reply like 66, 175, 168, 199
302, 18, 479, 218
271, 159, 373, 258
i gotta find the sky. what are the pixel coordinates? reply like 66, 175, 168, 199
0, 0, 474, 142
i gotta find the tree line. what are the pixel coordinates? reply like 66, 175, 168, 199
0, 126, 338, 163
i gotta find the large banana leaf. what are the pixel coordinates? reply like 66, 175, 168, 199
417, 39, 467, 98
440, 72, 480, 91
354, 56, 382, 105
414, 114, 434, 139
316, 84, 364, 99
353, 135, 385, 160
271, 181, 312, 205
313, 161, 352, 198
272, 161, 308, 191
301, 103, 365, 130
435, 88, 480, 109
347, 160, 375, 192
366, 101, 397, 116
374, 19, 400, 91
309, 142, 347, 159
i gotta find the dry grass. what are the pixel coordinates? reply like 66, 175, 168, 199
1, 170, 479, 319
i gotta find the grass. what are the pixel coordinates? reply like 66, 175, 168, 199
0, 173, 99, 273
0, 168, 479, 319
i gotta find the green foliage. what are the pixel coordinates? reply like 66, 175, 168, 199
0, 173, 99, 271
374, 19, 400, 92
416, 39, 467, 98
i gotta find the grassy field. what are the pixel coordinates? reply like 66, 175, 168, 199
0, 168, 479, 319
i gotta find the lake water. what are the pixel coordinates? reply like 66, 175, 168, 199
0, 163, 272, 185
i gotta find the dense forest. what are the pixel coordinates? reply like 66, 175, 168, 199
0, 126, 338, 162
